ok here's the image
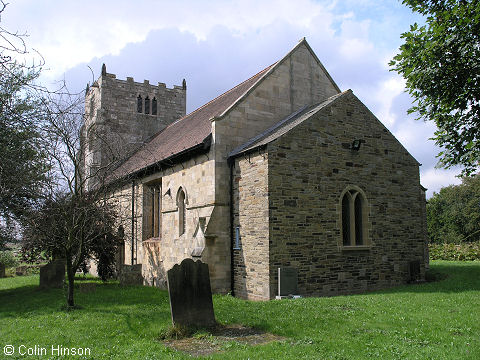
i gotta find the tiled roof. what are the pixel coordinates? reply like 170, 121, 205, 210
229, 90, 351, 158
110, 64, 275, 179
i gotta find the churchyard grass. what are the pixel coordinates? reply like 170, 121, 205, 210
0, 261, 478, 359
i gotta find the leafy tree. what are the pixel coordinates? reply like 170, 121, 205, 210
427, 175, 480, 243
390, 0, 480, 175
0, 1, 51, 248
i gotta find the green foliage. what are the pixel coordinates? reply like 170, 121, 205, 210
158, 324, 194, 340
429, 242, 480, 261
0, 250, 19, 268
427, 175, 480, 243
22, 192, 118, 306
0, 64, 51, 246
1, 261, 480, 359
94, 234, 119, 282
390, 0, 480, 175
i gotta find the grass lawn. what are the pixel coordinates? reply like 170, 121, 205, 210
1, 260, 479, 359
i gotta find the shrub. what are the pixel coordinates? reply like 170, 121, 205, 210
429, 242, 480, 261
0, 250, 20, 268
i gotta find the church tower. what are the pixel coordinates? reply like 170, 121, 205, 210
81, 64, 186, 189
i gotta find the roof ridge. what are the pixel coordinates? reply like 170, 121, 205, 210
169, 62, 276, 126
217, 37, 341, 121
137, 63, 276, 144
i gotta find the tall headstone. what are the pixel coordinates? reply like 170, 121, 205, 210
39, 260, 65, 289
167, 258, 216, 327
277, 267, 298, 298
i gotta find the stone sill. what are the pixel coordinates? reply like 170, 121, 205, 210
341, 245, 371, 251
143, 237, 161, 244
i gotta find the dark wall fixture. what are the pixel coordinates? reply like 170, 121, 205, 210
351, 139, 365, 151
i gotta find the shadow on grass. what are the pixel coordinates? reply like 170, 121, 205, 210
0, 277, 171, 322
1, 262, 478, 320
367, 261, 480, 296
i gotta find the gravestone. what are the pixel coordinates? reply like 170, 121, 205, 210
277, 267, 298, 299
16, 265, 28, 276
118, 264, 143, 286
39, 260, 65, 289
0, 263, 5, 278
167, 258, 216, 327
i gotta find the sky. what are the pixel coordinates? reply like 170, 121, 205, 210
1, 0, 463, 197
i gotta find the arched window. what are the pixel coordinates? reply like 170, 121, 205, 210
152, 97, 157, 115
177, 188, 186, 236
145, 96, 150, 115
137, 95, 142, 113
340, 188, 368, 247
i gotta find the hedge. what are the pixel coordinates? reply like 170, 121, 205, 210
429, 242, 480, 261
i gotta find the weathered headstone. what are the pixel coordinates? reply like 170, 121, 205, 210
0, 263, 5, 278
39, 260, 65, 289
15, 265, 28, 276
277, 267, 298, 298
118, 264, 143, 286
167, 258, 216, 327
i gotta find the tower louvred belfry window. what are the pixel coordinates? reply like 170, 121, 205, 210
145, 96, 150, 115
152, 97, 157, 115
137, 95, 142, 113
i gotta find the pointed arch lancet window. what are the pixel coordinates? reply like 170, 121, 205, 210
354, 195, 363, 245
342, 193, 351, 246
341, 188, 368, 247
145, 96, 150, 115
137, 95, 142, 113
178, 188, 186, 236
152, 97, 157, 115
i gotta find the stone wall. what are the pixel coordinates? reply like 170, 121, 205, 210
118, 264, 143, 286
82, 71, 186, 189
107, 148, 231, 293
213, 42, 341, 298
232, 152, 270, 300
91, 41, 428, 300
266, 91, 426, 298
214, 42, 339, 203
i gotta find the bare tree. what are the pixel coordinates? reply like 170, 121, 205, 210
21, 87, 128, 307
0, 1, 126, 306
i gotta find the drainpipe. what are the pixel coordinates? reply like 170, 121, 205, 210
131, 180, 135, 265
228, 158, 235, 296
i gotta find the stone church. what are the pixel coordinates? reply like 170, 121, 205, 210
82, 38, 428, 300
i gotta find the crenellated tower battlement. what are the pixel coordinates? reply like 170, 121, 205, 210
81, 64, 187, 189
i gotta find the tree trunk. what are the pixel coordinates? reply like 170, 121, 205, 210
66, 258, 75, 307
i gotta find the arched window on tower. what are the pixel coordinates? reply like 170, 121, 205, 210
137, 95, 142, 113
340, 188, 368, 247
145, 96, 150, 115
177, 188, 186, 236
152, 97, 157, 115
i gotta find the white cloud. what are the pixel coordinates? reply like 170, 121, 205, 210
420, 167, 462, 198
2, 0, 466, 195
373, 76, 406, 126
2, 0, 337, 78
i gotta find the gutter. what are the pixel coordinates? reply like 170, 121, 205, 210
105, 134, 212, 189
